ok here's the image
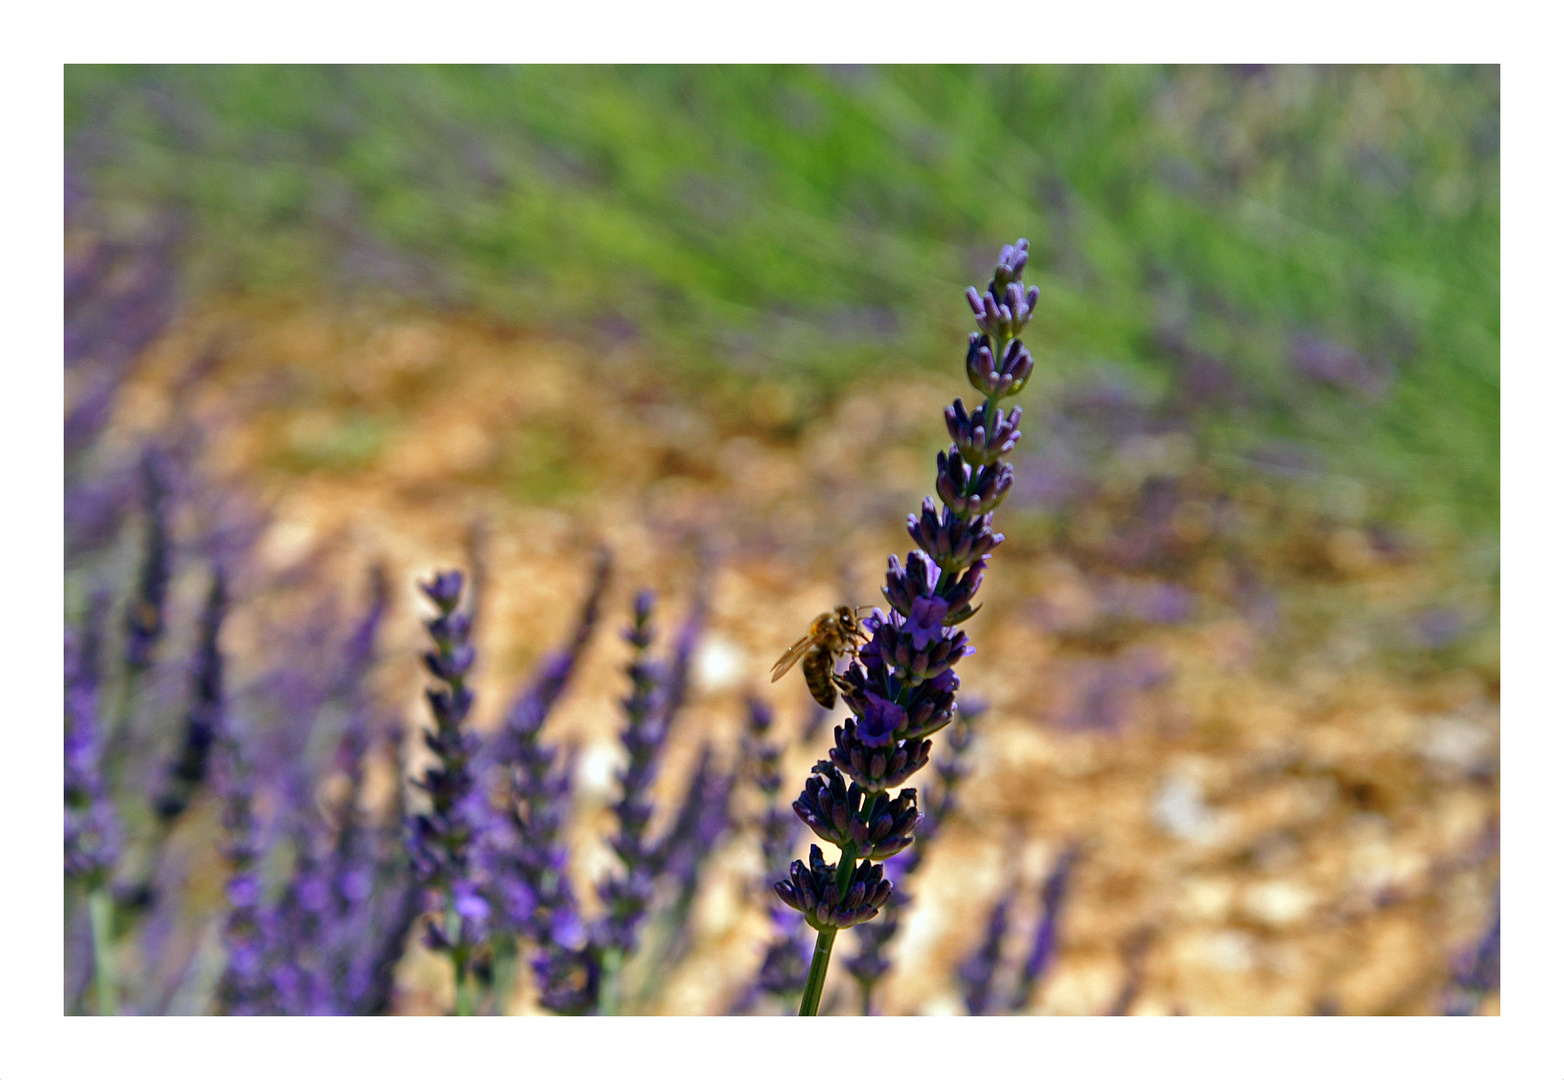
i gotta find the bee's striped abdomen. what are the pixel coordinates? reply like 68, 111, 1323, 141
801, 647, 837, 709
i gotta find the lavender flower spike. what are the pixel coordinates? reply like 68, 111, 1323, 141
1008, 845, 1078, 1012
216, 731, 277, 1015
781, 240, 1039, 1015
65, 605, 118, 889
65, 599, 122, 1014
734, 697, 810, 1013
406, 569, 487, 1015
592, 590, 669, 1013
155, 568, 228, 823
959, 891, 1013, 1015
123, 448, 171, 674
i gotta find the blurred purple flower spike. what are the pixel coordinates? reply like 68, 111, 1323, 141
406, 569, 487, 1013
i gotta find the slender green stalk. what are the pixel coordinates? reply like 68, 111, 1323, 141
799, 928, 837, 1016
88, 887, 119, 1015
798, 843, 860, 1016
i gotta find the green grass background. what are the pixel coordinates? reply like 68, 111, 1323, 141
65, 65, 1498, 534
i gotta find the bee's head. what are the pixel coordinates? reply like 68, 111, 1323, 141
834, 604, 858, 632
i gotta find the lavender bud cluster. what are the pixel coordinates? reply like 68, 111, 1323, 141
776, 241, 1037, 963
844, 697, 987, 1008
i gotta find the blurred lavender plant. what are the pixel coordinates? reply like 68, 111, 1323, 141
154, 569, 228, 825
215, 730, 277, 1015
524, 583, 727, 1015
593, 590, 666, 1008
64, 595, 122, 1014
955, 845, 1078, 1014
473, 553, 608, 1008
65, 188, 428, 1017
958, 891, 1011, 1015
733, 697, 811, 1013
122, 449, 172, 678
635, 742, 735, 984
775, 239, 1038, 1015
1008, 845, 1077, 1012
407, 569, 486, 1014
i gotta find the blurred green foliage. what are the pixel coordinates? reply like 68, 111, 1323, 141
65, 65, 1497, 531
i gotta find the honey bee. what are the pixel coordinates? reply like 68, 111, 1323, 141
770, 605, 871, 709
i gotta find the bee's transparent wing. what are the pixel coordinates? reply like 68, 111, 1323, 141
770, 634, 814, 681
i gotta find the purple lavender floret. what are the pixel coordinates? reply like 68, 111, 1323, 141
270, 825, 335, 1015
751, 908, 812, 1004
793, 771, 921, 862
472, 557, 610, 980
533, 941, 601, 1014
744, 698, 797, 880
844, 697, 986, 1008
775, 845, 893, 931
779, 239, 1038, 1014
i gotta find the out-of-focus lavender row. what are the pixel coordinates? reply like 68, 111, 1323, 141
64, 175, 754, 1016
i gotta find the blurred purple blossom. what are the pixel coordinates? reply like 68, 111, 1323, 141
406, 570, 488, 998
1290, 334, 1394, 399
215, 731, 277, 1015
123, 449, 173, 674
594, 591, 668, 958
153, 568, 228, 824
1047, 649, 1170, 733
1008, 845, 1078, 1011
65, 596, 118, 887
1412, 606, 1473, 651
958, 891, 1012, 1015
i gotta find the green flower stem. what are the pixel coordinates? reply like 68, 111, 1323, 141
798, 842, 860, 1016
88, 886, 119, 1015
799, 927, 837, 1016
